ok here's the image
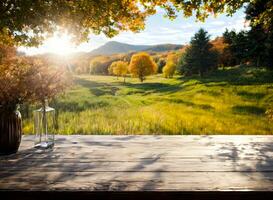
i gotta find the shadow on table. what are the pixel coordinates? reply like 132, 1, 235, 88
214, 138, 273, 182
0, 136, 166, 191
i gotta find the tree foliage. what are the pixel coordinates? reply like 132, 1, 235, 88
129, 52, 157, 82
266, 108, 273, 121
1, 0, 272, 46
247, 27, 268, 67
0, 0, 152, 46
220, 0, 273, 69
73, 59, 90, 74
0, 44, 70, 106
89, 56, 116, 75
109, 61, 128, 82
245, 0, 273, 69
157, 58, 167, 73
163, 61, 176, 78
210, 37, 228, 67
223, 29, 249, 65
166, 52, 181, 66
178, 28, 218, 76
162, 52, 180, 77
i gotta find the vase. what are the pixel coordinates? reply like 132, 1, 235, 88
0, 105, 22, 155
34, 100, 56, 149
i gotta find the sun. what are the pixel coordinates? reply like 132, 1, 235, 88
43, 33, 75, 55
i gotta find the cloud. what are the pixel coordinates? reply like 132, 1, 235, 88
227, 19, 249, 31
180, 23, 195, 29
209, 21, 226, 26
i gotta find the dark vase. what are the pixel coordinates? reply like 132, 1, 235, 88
0, 105, 22, 155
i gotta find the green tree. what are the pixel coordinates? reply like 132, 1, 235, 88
247, 27, 267, 67
245, 0, 273, 69
265, 34, 273, 69
178, 28, 218, 77
223, 29, 250, 66
232, 31, 249, 65
129, 52, 157, 82
222, 29, 238, 66
221, 0, 273, 69
109, 61, 128, 82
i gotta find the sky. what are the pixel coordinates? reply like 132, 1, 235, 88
19, 8, 248, 55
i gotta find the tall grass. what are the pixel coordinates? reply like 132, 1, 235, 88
23, 66, 273, 135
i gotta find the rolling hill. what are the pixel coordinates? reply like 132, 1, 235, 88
89, 41, 183, 55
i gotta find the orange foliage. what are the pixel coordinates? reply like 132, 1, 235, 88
211, 37, 230, 66
0, 45, 70, 107
129, 52, 157, 82
211, 37, 227, 54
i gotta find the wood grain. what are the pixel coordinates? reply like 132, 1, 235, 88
0, 135, 273, 192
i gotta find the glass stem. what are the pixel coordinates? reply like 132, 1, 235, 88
42, 101, 48, 143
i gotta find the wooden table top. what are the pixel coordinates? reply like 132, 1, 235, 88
1, 135, 273, 192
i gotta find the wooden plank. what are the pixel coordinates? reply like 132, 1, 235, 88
1, 160, 273, 172
1, 171, 273, 191
18, 135, 273, 145
0, 135, 273, 192
2, 191, 273, 200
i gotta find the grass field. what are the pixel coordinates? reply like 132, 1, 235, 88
23, 66, 273, 135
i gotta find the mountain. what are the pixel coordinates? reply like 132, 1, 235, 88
89, 41, 183, 55
144, 44, 183, 52
90, 41, 150, 55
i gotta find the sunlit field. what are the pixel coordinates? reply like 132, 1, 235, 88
23, 66, 273, 135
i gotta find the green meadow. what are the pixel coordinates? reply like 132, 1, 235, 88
23, 66, 273, 135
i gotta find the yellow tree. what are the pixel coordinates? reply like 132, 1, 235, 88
129, 52, 157, 82
109, 61, 128, 82
163, 61, 176, 78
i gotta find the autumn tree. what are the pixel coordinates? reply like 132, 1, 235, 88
0, 44, 70, 106
163, 62, 176, 78
89, 56, 117, 75
210, 37, 228, 67
109, 61, 128, 82
89, 61, 102, 75
73, 59, 89, 74
157, 58, 166, 73
166, 52, 181, 66
1, 1, 272, 47
162, 52, 180, 78
0, 1, 154, 46
178, 29, 218, 77
129, 52, 157, 82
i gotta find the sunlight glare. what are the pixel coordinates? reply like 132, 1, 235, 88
43, 33, 75, 55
